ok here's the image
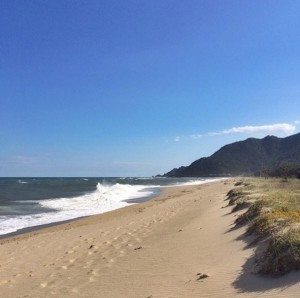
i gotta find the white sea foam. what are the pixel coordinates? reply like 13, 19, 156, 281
0, 183, 154, 235
175, 178, 227, 186
18, 180, 29, 184
158, 177, 225, 188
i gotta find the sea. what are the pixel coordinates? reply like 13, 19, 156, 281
0, 177, 222, 236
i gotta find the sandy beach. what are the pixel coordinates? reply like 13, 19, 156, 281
0, 179, 299, 298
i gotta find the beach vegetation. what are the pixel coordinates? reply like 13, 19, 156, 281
230, 178, 300, 276
261, 228, 300, 276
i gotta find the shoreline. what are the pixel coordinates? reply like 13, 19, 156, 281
0, 184, 162, 240
0, 178, 222, 240
1, 179, 299, 297
0, 217, 87, 240
0, 189, 161, 240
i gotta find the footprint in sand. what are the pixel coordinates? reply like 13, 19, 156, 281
71, 288, 79, 294
120, 237, 130, 244
0, 280, 10, 286
83, 261, 94, 269
69, 258, 76, 263
40, 282, 48, 288
65, 249, 76, 255
40, 280, 56, 288
113, 244, 122, 250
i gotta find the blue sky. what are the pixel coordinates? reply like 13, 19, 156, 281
1, 0, 300, 177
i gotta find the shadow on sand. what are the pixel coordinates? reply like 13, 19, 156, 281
229, 224, 300, 293
222, 185, 300, 294
232, 252, 300, 294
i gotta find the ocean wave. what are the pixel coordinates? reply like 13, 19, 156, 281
162, 178, 226, 187
0, 178, 225, 235
17, 180, 29, 184
0, 182, 155, 235
176, 178, 226, 186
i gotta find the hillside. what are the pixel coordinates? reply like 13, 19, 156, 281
163, 133, 300, 177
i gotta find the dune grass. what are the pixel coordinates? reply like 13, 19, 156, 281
229, 178, 300, 276
261, 228, 300, 275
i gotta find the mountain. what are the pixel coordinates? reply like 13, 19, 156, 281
163, 132, 300, 177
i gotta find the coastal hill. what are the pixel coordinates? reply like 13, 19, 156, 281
163, 132, 300, 177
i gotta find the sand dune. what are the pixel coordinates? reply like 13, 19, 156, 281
0, 180, 299, 297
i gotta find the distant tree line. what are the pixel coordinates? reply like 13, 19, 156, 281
255, 165, 300, 179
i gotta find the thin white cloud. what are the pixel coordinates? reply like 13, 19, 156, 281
0, 155, 38, 165
295, 120, 300, 125
213, 123, 295, 136
174, 136, 181, 142
177, 123, 296, 141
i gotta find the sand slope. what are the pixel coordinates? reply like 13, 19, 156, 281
0, 180, 299, 297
